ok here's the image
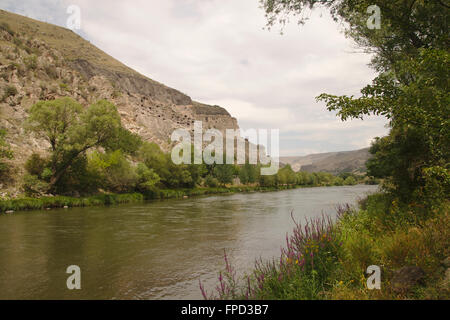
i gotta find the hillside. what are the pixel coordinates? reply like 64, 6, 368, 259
0, 10, 239, 188
280, 148, 371, 174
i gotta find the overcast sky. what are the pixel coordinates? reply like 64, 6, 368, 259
2, 0, 388, 156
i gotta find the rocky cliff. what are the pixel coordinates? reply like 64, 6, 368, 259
0, 10, 239, 186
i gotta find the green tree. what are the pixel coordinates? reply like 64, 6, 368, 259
213, 164, 235, 186
296, 171, 311, 185
343, 176, 357, 186
139, 142, 199, 188
247, 164, 259, 184
88, 150, 137, 193
103, 127, 142, 156
205, 175, 219, 188
278, 164, 297, 185
22, 174, 49, 196
261, 0, 450, 205
334, 177, 344, 186
261, 1, 449, 70
259, 174, 277, 187
239, 164, 250, 184
26, 98, 127, 192
135, 163, 160, 193
24, 153, 47, 178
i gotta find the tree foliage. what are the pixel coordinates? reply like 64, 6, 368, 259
26, 98, 130, 192
261, 0, 450, 206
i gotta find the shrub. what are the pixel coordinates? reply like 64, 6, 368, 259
111, 90, 122, 99
24, 55, 37, 71
135, 163, 160, 193
1, 85, 17, 102
59, 83, 69, 91
334, 177, 344, 186
44, 65, 58, 79
205, 175, 219, 188
87, 150, 137, 193
22, 174, 49, 196
379, 212, 450, 275
25, 153, 48, 177
420, 166, 450, 211
0, 22, 14, 36
341, 231, 377, 272
344, 176, 357, 185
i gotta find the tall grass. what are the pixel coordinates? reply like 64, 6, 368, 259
201, 194, 450, 300
200, 212, 343, 300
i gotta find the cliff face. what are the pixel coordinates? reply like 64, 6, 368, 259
0, 10, 239, 186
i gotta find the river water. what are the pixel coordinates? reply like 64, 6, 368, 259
0, 185, 378, 299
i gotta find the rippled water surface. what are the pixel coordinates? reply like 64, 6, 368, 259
0, 185, 378, 299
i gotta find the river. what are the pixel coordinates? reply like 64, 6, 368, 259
0, 185, 378, 299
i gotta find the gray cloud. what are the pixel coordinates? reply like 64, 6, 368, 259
2, 0, 388, 156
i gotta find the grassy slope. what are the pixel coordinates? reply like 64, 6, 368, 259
0, 10, 214, 107
0, 9, 141, 76
0, 9, 183, 136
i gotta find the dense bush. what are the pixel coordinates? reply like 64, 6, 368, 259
16, 98, 371, 204
87, 150, 137, 193
204, 175, 219, 188
0, 129, 13, 181
22, 174, 49, 196
135, 163, 160, 193
24, 153, 47, 178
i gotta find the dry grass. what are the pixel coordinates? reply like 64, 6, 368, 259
0, 10, 139, 76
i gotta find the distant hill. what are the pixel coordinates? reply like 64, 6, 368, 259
280, 148, 371, 174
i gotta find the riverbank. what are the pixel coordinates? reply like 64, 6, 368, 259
0, 183, 357, 213
0, 193, 145, 213
201, 193, 449, 300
